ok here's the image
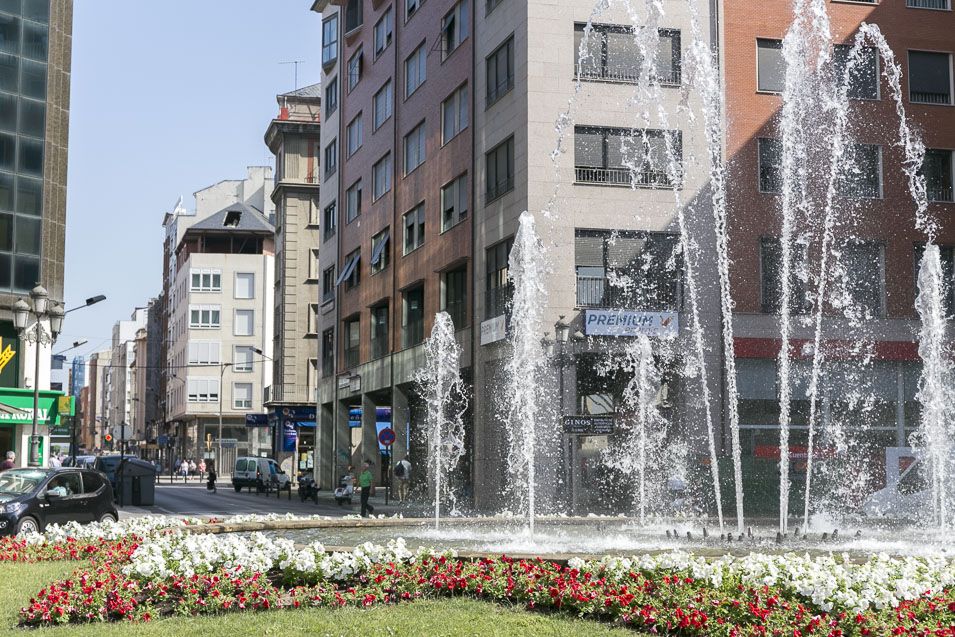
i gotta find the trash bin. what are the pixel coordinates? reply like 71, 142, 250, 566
115, 458, 159, 507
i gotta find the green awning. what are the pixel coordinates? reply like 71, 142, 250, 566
0, 388, 73, 426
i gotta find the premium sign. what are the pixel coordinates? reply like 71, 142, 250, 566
583, 310, 679, 338
563, 415, 616, 435
480, 315, 506, 345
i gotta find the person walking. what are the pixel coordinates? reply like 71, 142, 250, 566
358, 461, 375, 517
206, 461, 217, 494
180, 459, 190, 482
394, 457, 412, 504
188, 459, 197, 478
48, 453, 61, 468
0, 451, 15, 470
198, 459, 206, 480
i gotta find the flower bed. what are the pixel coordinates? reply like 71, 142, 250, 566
10, 517, 955, 634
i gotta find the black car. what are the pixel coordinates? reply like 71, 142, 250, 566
0, 467, 119, 535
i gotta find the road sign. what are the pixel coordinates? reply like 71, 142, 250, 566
378, 427, 396, 446
217, 438, 238, 449
562, 415, 615, 435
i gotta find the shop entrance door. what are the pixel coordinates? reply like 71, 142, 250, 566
0, 427, 13, 459
568, 435, 609, 515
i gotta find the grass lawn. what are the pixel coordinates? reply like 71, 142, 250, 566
0, 562, 634, 636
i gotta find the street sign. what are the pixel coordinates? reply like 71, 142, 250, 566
217, 438, 238, 449
562, 415, 615, 435
245, 413, 269, 427
378, 427, 396, 446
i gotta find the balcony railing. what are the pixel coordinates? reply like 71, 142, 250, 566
911, 91, 952, 105
928, 186, 955, 202
576, 276, 679, 310
576, 66, 681, 87
907, 0, 949, 8
344, 347, 359, 369
575, 166, 674, 188
837, 181, 881, 199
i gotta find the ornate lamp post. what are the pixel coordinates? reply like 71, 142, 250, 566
12, 285, 65, 467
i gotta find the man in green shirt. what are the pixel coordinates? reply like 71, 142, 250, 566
358, 461, 375, 517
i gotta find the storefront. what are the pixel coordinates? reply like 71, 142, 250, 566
269, 406, 316, 476
0, 388, 73, 466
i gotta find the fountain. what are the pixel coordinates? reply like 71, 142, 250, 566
415, 312, 468, 529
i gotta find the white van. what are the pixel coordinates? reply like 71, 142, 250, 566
232, 457, 290, 492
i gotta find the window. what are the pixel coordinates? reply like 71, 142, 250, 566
441, 174, 468, 231
322, 265, 336, 302
346, 179, 362, 222
188, 341, 220, 365
833, 44, 879, 100
308, 196, 322, 226
487, 0, 504, 13
405, 44, 427, 97
373, 80, 393, 130
485, 136, 514, 202
325, 76, 338, 116
574, 24, 681, 86
322, 15, 339, 65
322, 329, 335, 375
441, 266, 467, 328
486, 238, 513, 318
187, 378, 219, 403
441, 0, 469, 60
758, 138, 782, 193
346, 113, 363, 157
309, 248, 321, 279
837, 143, 882, 198
344, 0, 363, 33
371, 304, 389, 358
371, 228, 391, 274
344, 316, 360, 368
574, 127, 680, 188
401, 286, 425, 348
374, 8, 393, 57
907, 0, 951, 8
756, 38, 785, 93
575, 230, 682, 310
347, 46, 363, 92
308, 303, 319, 334
233, 383, 253, 410
190, 268, 221, 292
909, 51, 953, 105
324, 139, 337, 178
406, 0, 421, 20
404, 122, 426, 174
760, 238, 810, 314
373, 153, 392, 200
189, 305, 221, 328
233, 345, 254, 372
340, 249, 361, 290
233, 309, 254, 336
234, 272, 255, 299
307, 360, 319, 401
403, 204, 425, 254
323, 201, 337, 241
486, 36, 514, 106
839, 242, 885, 318
442, 84, 469, 144
921, 149, 954, 202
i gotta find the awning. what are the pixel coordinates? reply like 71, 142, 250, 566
335, 255, 360, 286
370, 229, 390, 267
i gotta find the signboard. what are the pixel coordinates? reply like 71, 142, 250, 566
50, 415, 73, 437
348, 406, 362, 428
0, 323, 20, 388
282, 421, 298, 452
349, 375, 361, 393
337, 376, 351, 390
563, 415, 616, 435
480, 315, 506, 345
378, 427, 396, 446
217, 438, 238, 449
245, 413, 269, 427
0, 388, 73, 425
281, 406, 316, 422
583, 310, 679, 338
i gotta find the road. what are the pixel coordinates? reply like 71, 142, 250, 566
121, 479, 410, 518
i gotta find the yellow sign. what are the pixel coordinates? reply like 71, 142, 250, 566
57, 395, 71, 413
0, 338, 14, 376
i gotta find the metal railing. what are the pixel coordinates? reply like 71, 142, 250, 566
575, 166, 674, 188
576, 276, 679, 310
344, 347, 359, 369
837, 181, 881, 199
576, 66, 681, 86
911, 91, 951, 105
928, 186, 954, 202
907, 0, 949, 8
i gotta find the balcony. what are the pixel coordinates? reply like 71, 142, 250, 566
907, 0, 949, 8
576, 275, 679, 310
575, 166, 674, 188
576, 66, 681, 87
928, 186, 954, 203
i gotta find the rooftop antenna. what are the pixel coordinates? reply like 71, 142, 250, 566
279, 60, 306, 91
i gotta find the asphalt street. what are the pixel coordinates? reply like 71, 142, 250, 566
120, 479, 410, 518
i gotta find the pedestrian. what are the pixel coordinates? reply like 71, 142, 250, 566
0, 451, 14, 470
49, 452, 62, 468
358, 461, 375, 517
198, 459, 206, 480
188, 459, 197, 478
206, 461, 217, 494
180, 459, 190, 482
394, 456, 412, 503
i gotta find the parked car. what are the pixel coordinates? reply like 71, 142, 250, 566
232, 457, 289, 493
0, 468, 118, 535
62, 455, 96, 469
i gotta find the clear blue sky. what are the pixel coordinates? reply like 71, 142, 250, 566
61, 1, 321, 360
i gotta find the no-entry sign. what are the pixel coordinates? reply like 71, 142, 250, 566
378, 427, 396, 446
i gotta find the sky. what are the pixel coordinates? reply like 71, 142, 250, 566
60, 0, 322, 361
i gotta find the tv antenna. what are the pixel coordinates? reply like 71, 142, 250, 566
279, 60, 306, 90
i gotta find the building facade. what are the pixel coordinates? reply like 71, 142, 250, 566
264, 84, 322, 474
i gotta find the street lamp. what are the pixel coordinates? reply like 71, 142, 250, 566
12, 286, 65, 467
544, 315, 584, 514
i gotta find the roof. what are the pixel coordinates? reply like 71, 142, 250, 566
188, 202, 274, 235
279, 83, 322, 100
